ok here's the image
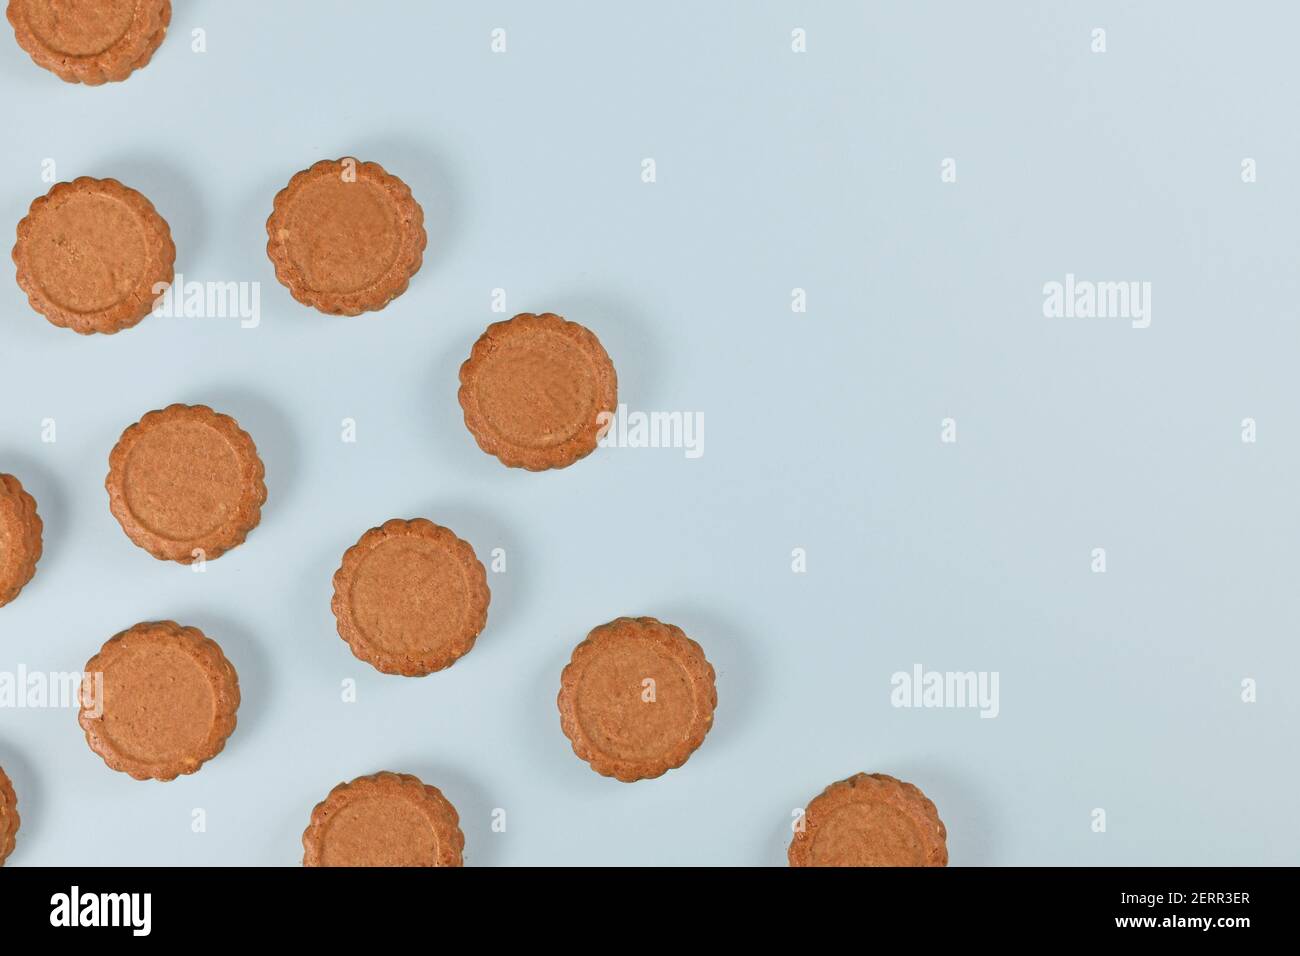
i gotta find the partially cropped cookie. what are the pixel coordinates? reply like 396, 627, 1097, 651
106, 404, 266, 563
558, 617, 717, 782
303, 771, 464, 867
332, 518, 489, 676
7, 0, 171, 85
459, 312, 618, 470
0, 473, 42, 608
0, 764, 17, 865
788, 773, 948, 867
266, 158, 426, 315
13, 177, 175, 334
78, 621, 240, 781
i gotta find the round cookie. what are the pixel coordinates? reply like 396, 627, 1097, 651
0, 473, 43, 608
558, 617, 716, 782
302, 771, 464, 867
0, 764, 18, 866
458, 312, 618, 471
105, 404, 266, 563
7, 0, 171, 85
788, 773, 948, 867
266, 158, 426, 315
331, 518, 489, 676
78, 620, 240, 781
13, 177, 175, 334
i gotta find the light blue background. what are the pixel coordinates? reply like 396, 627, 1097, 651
1, 1, 1297, 866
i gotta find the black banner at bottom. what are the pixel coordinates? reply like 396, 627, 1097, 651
0, 866, 1279, 940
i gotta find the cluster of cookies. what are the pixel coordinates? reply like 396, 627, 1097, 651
0, 0, 949, 867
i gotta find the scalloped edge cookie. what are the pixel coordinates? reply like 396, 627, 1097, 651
105, 404, 267, 563
265, 158, 426, 315
7, 0, 171, 85
13, 176, 176, 334
302, 771, 465, 867
788, 772, 948, 867
0, 473, 43, 608
458, 312, 618, 471
0, 764, 18, 865
558, 616, 717, 782
331, 518, 490, 676
78, 620, 241, 782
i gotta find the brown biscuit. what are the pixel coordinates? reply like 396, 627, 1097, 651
0, 473, 42, 608
302, 771, 464, 867
13, 177, 176, 334
558, 617, 717, 782
0, 764, 17, 866
266, 158, 426, 315
78, 620, 240, 781
458, 312, 618, 471
331, 518, 489, 676
105, 404, 266, 563
7, 0, 171, 85
788, 773, 948, 867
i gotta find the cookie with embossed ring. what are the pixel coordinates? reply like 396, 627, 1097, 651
266, 158, 426, 315
788, 773, 948, 867
303, 771, 464, 867
105, 404, 266, 563
13, 177, 175, 334
459, 312, 618, 471
558, 616, 716, 782
7, 0, 172, 84
78, 621, 240, 781
331, 518, 490, 676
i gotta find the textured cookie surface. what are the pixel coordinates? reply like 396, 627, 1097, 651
459, 312, 618, 470
7, 0, 171, 84
106, 404, 266, 563
266, 158, 426, 315
78, 620, 240, 781
558, 617, 717, 782
13, 177, 175, 334
788, 773, 948, 867
0, 765, 17, 865
332, 518, 489, 676
302, 771, 464, 867
0, 473, 43, 608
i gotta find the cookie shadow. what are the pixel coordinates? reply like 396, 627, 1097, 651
181, 388, 301, 522
398, 762, 500, 867
0, 739, 41, 863
171, 610, 273, 761
0, 450, 69, 579
95, 153, 207, 267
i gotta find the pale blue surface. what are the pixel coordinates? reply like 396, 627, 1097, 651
1, 1, 1297, 866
